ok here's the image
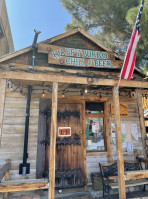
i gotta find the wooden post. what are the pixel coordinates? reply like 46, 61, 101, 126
104, 101, 112, 162
0, 78, 6, 145
113, 86, 126, 199
48, 83, 58, 199
4, 159, 11, 198
82, 101, 87, 185
137, 93, 147, 158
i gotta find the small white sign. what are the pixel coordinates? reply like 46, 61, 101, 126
58, 127, 71, 137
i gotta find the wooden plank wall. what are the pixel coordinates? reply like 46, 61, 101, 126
0, 79, 6, 144
0, 87, 39, 180
111, 102, 142, 159
86, 101, 142, 183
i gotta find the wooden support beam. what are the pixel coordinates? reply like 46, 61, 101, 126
136, 89, 148, 95
0, 71, 148, 88
113, 86, 126, 199
0, 179, 48, 192
48, 83, 58, 199
2, 63, 121, 78
137, 93, 147, 158
125, 170, 148, 180
0, 78, 6, 144
0, 160, 11, 182
104, 101, 112, 162
6, 92, 136, 103
82, 101, 87, 185
86, 151, 107, 156
4, 160, 11, 198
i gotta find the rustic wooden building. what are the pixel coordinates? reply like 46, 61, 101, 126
0, 27, 148, 199
0, 0, 14, 57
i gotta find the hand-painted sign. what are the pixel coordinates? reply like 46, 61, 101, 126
38, 43, 123, 68
58, 127, 71, 137
111, 103, 128, 118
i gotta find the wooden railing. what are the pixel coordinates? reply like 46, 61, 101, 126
0, 159, 11, 182
0, 159, 48, 194
0, 159, 11, 198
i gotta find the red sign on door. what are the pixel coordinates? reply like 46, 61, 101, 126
58, 127, 71, 137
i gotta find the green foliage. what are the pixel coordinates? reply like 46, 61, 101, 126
60, 0, 148, 70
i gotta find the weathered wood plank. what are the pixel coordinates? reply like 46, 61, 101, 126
125, 170, 148, 180
0, 79, 6, 144
86, 152, 107, 156
85, 113, 104, 118
105, 101, 112, 162
36, 99, 48, 179
137, 94, 147, 158
0, 160, 11, 182
0, 179, 48, 192
0, 71, 148, 88
82, 101, 87, 185
136, 89, 148, 95
3, 117, 38, 125
113, 86, 126, 199
0, 47, 32, 63
110, 179, 148, 189
2, 63, 122, 79
4, 100, 39, 109
48, 83, 58, 199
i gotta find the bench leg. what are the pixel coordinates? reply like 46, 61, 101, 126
103, 185, 105, 197
108, 187, 110, 198
143, 184, 146, 191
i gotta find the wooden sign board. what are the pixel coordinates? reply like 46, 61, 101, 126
38, 43, 123, 68
111, 103, 128, 118
58, 127, 71, 137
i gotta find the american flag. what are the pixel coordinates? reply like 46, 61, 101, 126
120, 0, 144, 80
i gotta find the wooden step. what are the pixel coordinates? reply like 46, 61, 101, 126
0, 179, 48, 192
55, 191, 92, 199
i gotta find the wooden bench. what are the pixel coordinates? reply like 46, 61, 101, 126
0, 160, 48, 194
99, 160, 148, 197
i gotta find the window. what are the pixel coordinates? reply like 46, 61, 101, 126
85, 102, 105, 152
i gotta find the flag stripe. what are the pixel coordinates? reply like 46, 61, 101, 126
127, 52, 136, 80
120, 30, 138, 79
124, 31, 139, 79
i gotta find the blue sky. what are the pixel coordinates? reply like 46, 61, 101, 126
5, 0, 71, 51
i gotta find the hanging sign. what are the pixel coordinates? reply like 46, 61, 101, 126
38, 43, 123, 68
58, 127, 71, 137
111, 103, 128, 118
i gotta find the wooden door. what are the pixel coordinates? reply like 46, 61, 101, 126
45, 102, 84, 188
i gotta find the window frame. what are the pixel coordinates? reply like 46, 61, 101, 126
85, 102, 107, 154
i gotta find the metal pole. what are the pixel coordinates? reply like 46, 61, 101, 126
29, 29, 41, 69
19, 85, 32, 175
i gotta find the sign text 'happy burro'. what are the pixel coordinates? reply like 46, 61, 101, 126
38, 44, 123, 68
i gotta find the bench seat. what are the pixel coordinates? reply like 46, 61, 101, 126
0, 179, 48, 192
110, 179, 148, 189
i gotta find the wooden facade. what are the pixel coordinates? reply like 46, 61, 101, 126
0, 0, 14, 57
0, 27, 148, 199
